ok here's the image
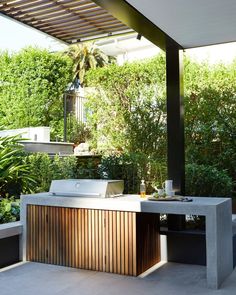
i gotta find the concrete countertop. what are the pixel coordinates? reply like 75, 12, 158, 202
20, 193, 230, 216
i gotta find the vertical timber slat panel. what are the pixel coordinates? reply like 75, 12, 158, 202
112, 211, 117, 273
120, 211, 125, 275
78, 208, 82, 268
95, 209, 99, 270
58, 207, 63, 266
136, 212, 160, 275
105, 210, 109, 272
35, 205, 39, 262
88, 209, 92, 270
62, 207, 66, 266
84, 209, 88, 269
26, 206, 160, 277
124, 211, 129, 275
132, 212, 137, 276
55, 207, 60, 265
92, 209, 95, 270
128, 212, 133, 275
68, 207, 72, 267
81, 208, 85, 269
116, 211, 121, 274
109, 210, 113, 273
99, 210, 104, 271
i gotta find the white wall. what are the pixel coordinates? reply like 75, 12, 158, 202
0, 127, 50, 142
96, 33, 160, 65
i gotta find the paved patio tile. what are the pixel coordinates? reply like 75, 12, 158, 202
0, 262, 236, 295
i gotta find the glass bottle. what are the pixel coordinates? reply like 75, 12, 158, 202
140, 179, 146, 198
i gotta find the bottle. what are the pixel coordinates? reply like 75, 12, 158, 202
140, 179, 146, 198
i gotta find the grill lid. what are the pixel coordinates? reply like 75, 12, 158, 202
49, 179, 124, 198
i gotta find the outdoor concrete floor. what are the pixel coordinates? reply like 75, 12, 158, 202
1, 262, 236, 295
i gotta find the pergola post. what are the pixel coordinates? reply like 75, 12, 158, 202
166, 41, 185, 230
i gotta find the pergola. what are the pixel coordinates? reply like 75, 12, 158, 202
1, 0, 236, 194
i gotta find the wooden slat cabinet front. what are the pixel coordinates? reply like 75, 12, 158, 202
27, 205, 160, 276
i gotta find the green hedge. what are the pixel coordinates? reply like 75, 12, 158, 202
97, 153, 233, 197
98, 152, 167, 194
26, 153, 78, 193
185, 163, 233, 197
86, 55, 236, 187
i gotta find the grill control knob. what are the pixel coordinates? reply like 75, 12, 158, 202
75, 182, 80, 189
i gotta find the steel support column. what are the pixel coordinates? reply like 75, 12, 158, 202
166, 41, 185, 194
166, 41, 185, 230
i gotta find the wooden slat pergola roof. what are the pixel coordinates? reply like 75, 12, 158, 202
2, 0, 236, 52
0, 0, 132, 44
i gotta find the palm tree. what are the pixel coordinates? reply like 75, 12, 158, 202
63, 42, 113, 86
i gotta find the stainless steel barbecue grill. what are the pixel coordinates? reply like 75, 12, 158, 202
49, 179, 124, 198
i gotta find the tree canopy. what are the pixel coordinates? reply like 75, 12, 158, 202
63, 42, 112, 86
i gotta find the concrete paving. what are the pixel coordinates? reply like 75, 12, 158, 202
0, 262, 236, 295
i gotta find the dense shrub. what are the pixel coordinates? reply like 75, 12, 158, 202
76, 155, 101, 179
85, 55, 167, 159
97, 153, 233, 197
86, 55, 236, 188
0, 198, 20, 224
99, 152, 167, 194
185, 163, 233, 197
67, 118, 92, 144
184, 59, 236, 182
0, 135, 36, 198
26, 153, 78, 193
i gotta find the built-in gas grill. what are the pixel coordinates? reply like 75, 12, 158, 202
49, 179, 124, 198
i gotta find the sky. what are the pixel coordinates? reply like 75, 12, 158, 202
1, 13, 236, 64
0, 14, 66, 52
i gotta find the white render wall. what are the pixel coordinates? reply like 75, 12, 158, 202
0, 127, 50, 142
96, 33, 160, 65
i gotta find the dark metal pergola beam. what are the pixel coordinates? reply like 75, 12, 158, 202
92, 0, 182, 51
166, 41, 185, 195
166, 41, 185, 230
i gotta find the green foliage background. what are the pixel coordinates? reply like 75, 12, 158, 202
85, 54, 236, 194
85, 55, 167, 158
26, 153, 78, 193
0, 135, 36, 198
0, 198, 20, 224
0, 47, 73, 140
0, 47, 235, 200
184, 59, 236, 180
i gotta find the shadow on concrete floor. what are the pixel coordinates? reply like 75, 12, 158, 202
0, 262, 236, 295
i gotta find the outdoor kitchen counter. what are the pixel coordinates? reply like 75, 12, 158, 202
20, 194, 233, 289
21, 193, 230, 214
